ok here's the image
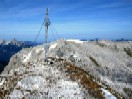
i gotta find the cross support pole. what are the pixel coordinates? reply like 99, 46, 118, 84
44, 8, 50, 60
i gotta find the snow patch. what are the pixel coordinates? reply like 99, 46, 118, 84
32, 84, 39, 90
66, 39, 83, 44
73, 52, 79, 58
49, 43, 57, 50
101, 88, 117, 99
50, 79, 83, 98
0, 78, 5, 86
35, 48, 44, 53
22, 51, 32, 63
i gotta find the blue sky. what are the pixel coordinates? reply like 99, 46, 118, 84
0, 0, 132, 41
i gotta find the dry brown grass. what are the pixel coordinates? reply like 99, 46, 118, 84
58, 60, 125, 99
123, 88, 132, 97
63, 62, 104, 99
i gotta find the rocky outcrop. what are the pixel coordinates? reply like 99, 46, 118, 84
0, 39, 38, 73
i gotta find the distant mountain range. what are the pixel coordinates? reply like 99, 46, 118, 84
81, 38, 132, 41
0, 39, 40, 73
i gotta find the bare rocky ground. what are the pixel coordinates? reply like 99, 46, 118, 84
0, 39, 132, 99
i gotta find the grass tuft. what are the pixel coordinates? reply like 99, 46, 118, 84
124, 48, 132, 57
89, 56, 100, 67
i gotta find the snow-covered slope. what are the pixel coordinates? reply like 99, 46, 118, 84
0, 40, 132, 99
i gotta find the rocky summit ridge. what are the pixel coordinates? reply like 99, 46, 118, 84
0, 39, 132, 99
